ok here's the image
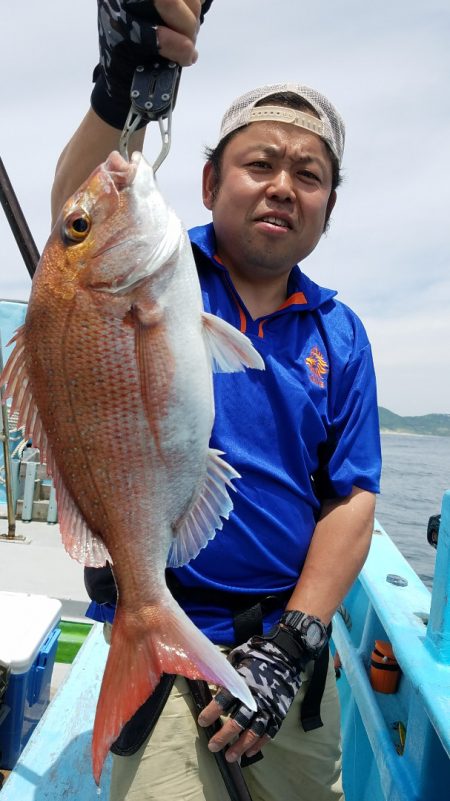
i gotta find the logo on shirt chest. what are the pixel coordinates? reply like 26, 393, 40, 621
305, 346, 329, 388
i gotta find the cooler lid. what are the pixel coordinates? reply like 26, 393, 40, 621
0, 591, 62, 673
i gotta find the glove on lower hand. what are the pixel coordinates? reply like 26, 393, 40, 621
214, 632, 305, 740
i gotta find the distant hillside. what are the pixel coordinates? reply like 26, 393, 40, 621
379, 407, 450, 437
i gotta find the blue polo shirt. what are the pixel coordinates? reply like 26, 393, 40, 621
86, 223, 381, 643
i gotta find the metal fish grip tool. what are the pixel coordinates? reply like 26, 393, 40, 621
119, 61, 180, 170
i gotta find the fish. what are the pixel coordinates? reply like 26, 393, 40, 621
0, 150, 264, 783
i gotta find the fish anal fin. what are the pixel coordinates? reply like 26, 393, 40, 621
201, 312, 265, 373
54, 471, 111, 567
92, 598, 256, 784
167, 448, 240, 568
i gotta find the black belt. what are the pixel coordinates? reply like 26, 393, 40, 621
166, 571, 293, 646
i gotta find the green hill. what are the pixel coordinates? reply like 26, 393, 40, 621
379, 407, 450, 437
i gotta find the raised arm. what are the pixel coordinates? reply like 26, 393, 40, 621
51, 111, 144, 226
51, 0, 211, 223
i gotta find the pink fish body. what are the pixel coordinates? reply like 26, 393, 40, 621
1, 151, 263, 782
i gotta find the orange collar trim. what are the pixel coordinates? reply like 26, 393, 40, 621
278, 292, 308, 310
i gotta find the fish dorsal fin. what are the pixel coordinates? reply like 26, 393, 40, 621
201, 312, 265, 373
1, 326, 111, 568
167, 448, 240, 567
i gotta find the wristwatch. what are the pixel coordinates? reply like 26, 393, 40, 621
278, 611, 329, 661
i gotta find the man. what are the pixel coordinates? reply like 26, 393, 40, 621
52, 2, 381, 800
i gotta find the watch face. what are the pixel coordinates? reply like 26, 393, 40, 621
305, 622, 323, 647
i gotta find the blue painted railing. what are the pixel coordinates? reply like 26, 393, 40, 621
334, 491, 450, 801
427, 490, 450, 662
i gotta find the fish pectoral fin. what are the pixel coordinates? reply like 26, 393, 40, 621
132, 301, 164, 328
0, 324, 110, 568
133, 303, 174, 451
167, 449, 240, 567
201, 312, 265, 373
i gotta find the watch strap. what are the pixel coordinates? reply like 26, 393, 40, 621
280, 611, 329, 659
252, 625, 308, 669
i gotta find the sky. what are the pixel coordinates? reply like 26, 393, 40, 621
1, 1, 449, 416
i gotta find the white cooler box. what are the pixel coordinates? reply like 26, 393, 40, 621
0, 591, 61, 769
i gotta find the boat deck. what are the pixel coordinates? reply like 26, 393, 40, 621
0, 518, 90, 621
1, 623, 111, 800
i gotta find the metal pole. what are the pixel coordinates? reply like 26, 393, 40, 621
0, 333, 17, 538
0, 156, 39, 278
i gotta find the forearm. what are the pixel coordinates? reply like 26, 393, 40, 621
287, 486, 376, 625
50, 109, 145, 224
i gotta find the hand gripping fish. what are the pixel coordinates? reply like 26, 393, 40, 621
1, 151, 263, 783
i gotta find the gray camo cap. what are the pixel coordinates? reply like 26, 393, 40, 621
218, 83, 345, 166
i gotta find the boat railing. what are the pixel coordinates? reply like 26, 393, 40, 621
333, 490, 450, 801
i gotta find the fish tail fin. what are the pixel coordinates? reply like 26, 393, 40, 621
92, 599, 255, 784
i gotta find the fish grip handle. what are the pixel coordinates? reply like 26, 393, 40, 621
125, 1, 181, 120
119, 2, 181, 163
130, 61, 180, 121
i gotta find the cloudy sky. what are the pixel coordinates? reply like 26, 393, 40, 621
1, 1, 449, 416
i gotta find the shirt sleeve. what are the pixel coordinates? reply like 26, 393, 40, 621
315, 341, 382, 499
85, 600, 116, 624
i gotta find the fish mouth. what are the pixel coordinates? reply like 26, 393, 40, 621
104, 151, 141, 191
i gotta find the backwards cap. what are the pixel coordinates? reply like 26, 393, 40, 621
218, 83, 345, 165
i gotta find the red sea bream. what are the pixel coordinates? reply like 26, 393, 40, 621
1, 151, 263, 782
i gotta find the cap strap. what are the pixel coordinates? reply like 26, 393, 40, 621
248, 105, 325, 137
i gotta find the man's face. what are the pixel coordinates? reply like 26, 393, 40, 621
203, 121, 336, 283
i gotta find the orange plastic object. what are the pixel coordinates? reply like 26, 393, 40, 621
370, 640, 400, 693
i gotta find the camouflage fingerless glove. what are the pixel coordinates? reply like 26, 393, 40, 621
214, 630, 307, 739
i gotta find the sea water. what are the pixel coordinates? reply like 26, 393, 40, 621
376, 433, 450, 588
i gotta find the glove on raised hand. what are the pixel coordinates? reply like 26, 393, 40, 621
91, 0, 163, 128
91, 0, 213, 129
214, 631, 306, 740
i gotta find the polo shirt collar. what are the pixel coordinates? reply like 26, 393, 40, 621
189, 223, 337, 312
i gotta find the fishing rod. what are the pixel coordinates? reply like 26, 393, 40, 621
0, 156, 39, 278
187, 679, 257, 801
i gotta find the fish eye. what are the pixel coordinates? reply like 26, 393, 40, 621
63, 211, 92, 243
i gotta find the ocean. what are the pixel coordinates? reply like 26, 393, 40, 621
376, 433, 450, 589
